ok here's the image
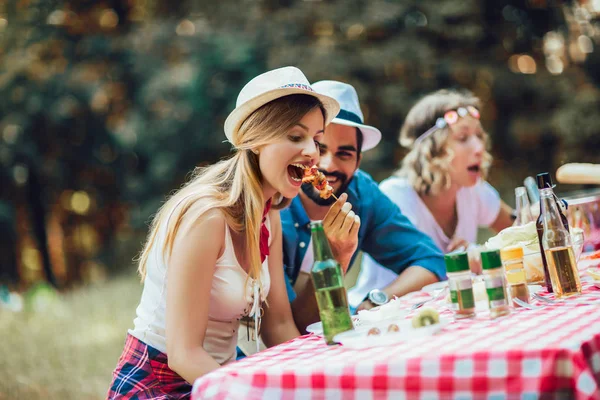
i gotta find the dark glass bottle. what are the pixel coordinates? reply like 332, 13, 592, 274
535, 173, 569, 292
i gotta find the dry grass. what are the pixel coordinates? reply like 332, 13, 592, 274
0, 275, 142, 400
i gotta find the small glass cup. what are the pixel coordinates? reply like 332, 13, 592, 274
466, 244, 483, 275
515, 186, 534, 226
571, 228, 585, 262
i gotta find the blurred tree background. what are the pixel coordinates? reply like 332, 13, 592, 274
1, 0, 599, 290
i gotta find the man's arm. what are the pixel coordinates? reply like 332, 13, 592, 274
357, 266, 438, 311
289, 194, 360, 333
489, 201, 515, 233
290, 273, 320, 333
381, 266, 438, 299
280, 264, 319, 334
358, 177, 446, 300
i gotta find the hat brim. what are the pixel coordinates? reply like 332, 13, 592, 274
224, 88, 340, 142
330, 118, 382, 152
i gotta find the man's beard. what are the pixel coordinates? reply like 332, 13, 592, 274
301, 170, 350, 206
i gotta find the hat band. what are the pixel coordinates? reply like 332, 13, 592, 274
279, 83, 314, 92
335, 109, 363, 125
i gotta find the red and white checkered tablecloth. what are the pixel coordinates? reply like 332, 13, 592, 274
193, 275, 600, 400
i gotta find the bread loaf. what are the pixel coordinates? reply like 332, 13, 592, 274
556, 163, 600, 185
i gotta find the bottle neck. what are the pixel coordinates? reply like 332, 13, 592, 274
515, 190, 533, 225
310, 224, 335, 261
516, 196, 530, 208
539, 187, 570, 248
540, 188, 560, 216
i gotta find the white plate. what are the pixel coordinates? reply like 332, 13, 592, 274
332, 318, 450, 349
356, 301, 409, 325
306, 316, 360, 336
306, 307, 409, 336
421, 281, 448, 293
306, 320, 324, 335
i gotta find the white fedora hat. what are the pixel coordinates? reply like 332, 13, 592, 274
311, 80, 382, 152
224, 67, 340, 142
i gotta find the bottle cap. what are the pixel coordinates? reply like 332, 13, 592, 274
481, 249, 503, 270
444, 251, 470, 273
500, 245, 524, 262
536, 173, 553, 190
309, 220, 324, 231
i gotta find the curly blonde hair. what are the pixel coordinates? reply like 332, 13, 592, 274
396, 89, 493, 196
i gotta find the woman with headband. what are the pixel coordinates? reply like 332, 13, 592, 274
354, 89, 514, 308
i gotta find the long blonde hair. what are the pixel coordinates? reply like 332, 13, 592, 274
137, 94, 326, 282
396, 89, 493, 196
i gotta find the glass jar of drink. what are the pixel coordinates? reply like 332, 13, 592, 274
481, 249, 510, 319
444, 252, 476, 319
500, 246, 530, 307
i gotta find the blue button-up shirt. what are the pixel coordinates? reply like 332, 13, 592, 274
281, 169, 446, 302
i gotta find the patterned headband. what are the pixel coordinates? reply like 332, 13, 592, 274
413, 106, 480, 146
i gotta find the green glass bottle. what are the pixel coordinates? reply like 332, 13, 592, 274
309, 221, 353, 344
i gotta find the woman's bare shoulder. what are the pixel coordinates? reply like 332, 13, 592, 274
176, 200, 228, 240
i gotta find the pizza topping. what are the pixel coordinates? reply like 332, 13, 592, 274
288, 163, 307, 182
302, 167, 334, 199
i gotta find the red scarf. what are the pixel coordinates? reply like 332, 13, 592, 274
259, 199, 272, 263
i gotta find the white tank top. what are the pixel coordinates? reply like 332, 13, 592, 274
128, 210, 271, 365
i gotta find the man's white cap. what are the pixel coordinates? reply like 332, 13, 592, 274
311, 80, 382, 151
224, 67, 340, 142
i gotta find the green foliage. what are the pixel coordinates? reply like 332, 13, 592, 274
0, 0, 598, 282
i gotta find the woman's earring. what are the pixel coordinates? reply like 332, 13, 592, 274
253, 149, 259, 155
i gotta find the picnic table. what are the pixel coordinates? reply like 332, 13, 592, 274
192, 260, 600, 400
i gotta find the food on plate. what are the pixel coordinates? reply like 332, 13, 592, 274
367, 324, 400, 336
485, 222, 538, 249
411, 307, 440, 328
367, 327, 381, 336
302, 166, 334, 199
355, 298, 407, 324
333, 318, 447, 348
485, 222, 544, 283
